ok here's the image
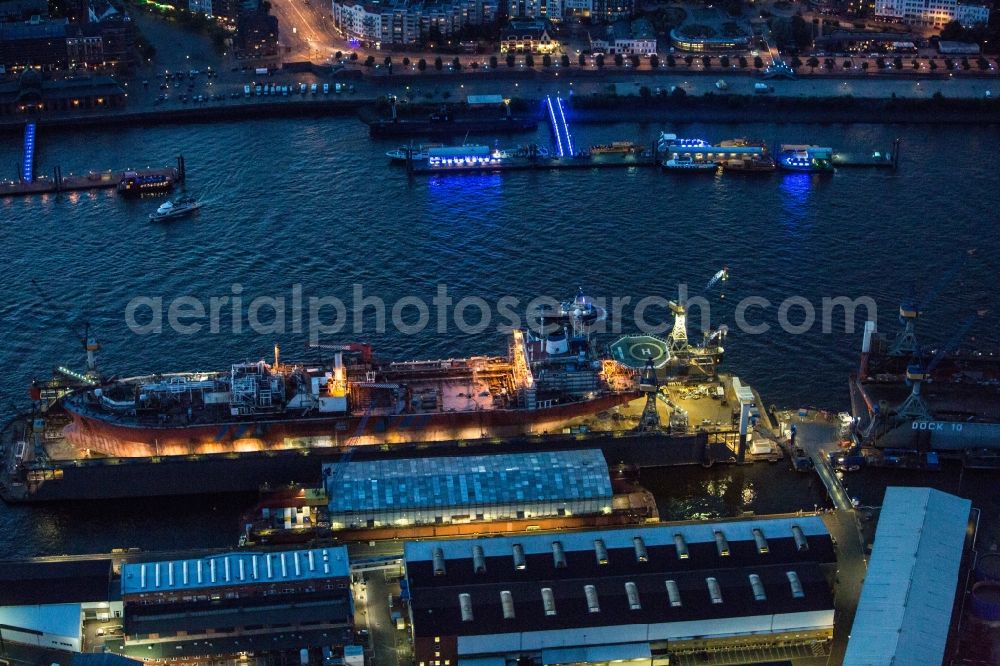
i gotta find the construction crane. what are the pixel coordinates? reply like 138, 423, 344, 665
637, 359, 661, 431
668, 269, 730, 353
889, 250, 974, 357
894, 310, 985, 421
30, 278, 101, 378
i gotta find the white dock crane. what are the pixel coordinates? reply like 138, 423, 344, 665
667, 299, 689, 352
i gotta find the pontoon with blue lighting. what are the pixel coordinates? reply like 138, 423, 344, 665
777, 145, 834, 173
657, 132, 711, 153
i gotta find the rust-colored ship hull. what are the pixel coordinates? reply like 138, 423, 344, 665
63, 393, 638, 457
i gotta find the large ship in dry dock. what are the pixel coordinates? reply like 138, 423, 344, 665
850, 302, 1000, 460
2, 289, 761, 502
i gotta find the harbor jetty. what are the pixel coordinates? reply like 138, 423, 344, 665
1, 154, 185, 198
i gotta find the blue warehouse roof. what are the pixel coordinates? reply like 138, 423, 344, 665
121, 547, 349, 596
325, 449, 612, 514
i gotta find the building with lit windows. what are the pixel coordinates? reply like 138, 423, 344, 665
332, 0, 499, 46
325, 449, 613, 529
590, 0, 633, 23
0, 70, 125, 115
589, 18, 656, 55
562, 0, 591, 18
499, 17, 558, 52
404, 517, 837, 666
117, 548, 353, 663
874, 0, 989, 27
0, 0, 48, 22
670, 26, 751, 51
507, 0, 560, 21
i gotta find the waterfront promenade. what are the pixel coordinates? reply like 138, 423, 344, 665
2, 67, 998, 134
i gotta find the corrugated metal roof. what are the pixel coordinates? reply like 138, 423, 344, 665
327, 450, 611, 514
0, 558, 113, 605
543, 642, 651, 664
0, 603, 81, 639
121, 547, 349, 595
844, 487, 971, 666
405, 515, 828, 561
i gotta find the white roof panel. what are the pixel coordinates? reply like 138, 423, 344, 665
844, 487, 971, 666
121, 547, 349, 595
405, 516, 828, 562
0, 603, 81, 639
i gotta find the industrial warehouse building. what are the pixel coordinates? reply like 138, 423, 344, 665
0, 558, 118, 653
117, 548, 353, 663
844, 487, 973, 666
324, 449, 613, 529
404, 517, 836, 666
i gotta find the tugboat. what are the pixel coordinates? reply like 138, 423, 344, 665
777, 145, 834, 173
149, 195, 202, 221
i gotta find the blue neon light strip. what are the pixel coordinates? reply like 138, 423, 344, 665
545, 96, 564, 157
22, 123, 36, 183
556, 97, 574, 157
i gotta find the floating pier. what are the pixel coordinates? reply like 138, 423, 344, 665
1, 156, 185, 198
407, 149, 658, 174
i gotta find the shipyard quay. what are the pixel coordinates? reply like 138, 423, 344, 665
403, 518, 837, 665
2, 1, 1000, 658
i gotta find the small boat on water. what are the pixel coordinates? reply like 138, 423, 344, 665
777, 145, 834, 173
386, 143, 443, 163
663, 155, 717, 172
149, 195, 202, 221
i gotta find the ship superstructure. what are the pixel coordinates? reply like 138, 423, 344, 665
58, 292, 638, 457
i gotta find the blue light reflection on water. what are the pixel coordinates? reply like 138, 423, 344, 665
778, 172, 816, 237
425, 172, 503, 224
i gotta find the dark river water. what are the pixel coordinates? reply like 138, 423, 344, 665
1, 116, 998, 558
